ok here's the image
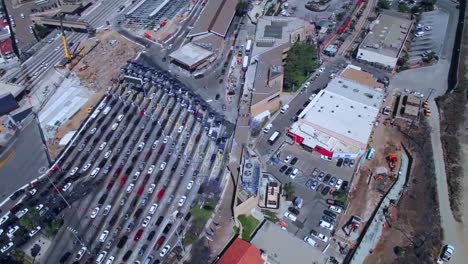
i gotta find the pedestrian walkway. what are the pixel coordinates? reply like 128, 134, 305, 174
350, 151, 409, 263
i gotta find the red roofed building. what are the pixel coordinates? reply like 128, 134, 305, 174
0, 38, 13, 56
217, 238, 264, 264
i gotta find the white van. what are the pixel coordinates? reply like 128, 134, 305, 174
319, 220, 334, 230
284, 212, 297, 222
280, 104, 289, 114
303, 236, 317, 247
290, 168, 299, 179
263, 124, 272, 133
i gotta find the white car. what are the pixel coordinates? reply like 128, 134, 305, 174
415, 31, 425, 37
126, 184, 134, 193
160, 245, 171, 257
335, 179, 343, 189
103, 205, 112, 216
76, 246, 87, 260
283, 212, 297, 222
0, 242, 13, 253
90, 168, 100, 177
15, 209, 28, 219
7, 225, 19, 238
117, 114, 124, 121
29, 189, 37, 195
148, 184, 156, 194
147, 165, 155, 174
99, 142, 107, 150
104, 150, 112, 159
320, 155, 332, 161
90, 207, 100, 218
96, 251, 107, 263
178, 196, 187, 207
163, 136, 169, 144
319, 67, 325, 73
283, 155, 292, 163
0, 215, 8, 225
329, 205, 342, 214
177, 126, 184, 133
424, 25, 432, 31
35, 204, 44, 211
148, 204, 158, 215
186, 181, 194, 190
28, 226, 41, 237
99, 230, 109, 242
319, 220, 334, 230
152, 140, 159, 149
90, 127, 97, 134
82, 163, 91, 172
62, 183, 72, 192
105, 256, 115, 264
70, 167, 79, 175
142, 216, 151, 227
159, 162, 166, 170
137, 142, 145, 152
316, 233, 329, 243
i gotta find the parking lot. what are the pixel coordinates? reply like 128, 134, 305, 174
0, 62, 230, 264
408, 10, 449, 63
266, 142, 354, 250
123, 0, 187, 30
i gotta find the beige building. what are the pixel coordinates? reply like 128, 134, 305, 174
246, 16, 313, 120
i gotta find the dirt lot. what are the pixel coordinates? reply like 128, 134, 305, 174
364, 120, 442, 263
75, 30, 142, 91
335, 117, 401, 244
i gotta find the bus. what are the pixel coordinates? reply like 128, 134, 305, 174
366, 148, 375, 160
268, 131, 280, 145
34, 0, 49, 5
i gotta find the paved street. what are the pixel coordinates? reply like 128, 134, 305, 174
0, 117, 49, 202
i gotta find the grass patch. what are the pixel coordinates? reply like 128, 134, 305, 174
238, 215, 260, 241
191, 206, 214, 230
233, 226, 240, 235
262, 210, 279, 223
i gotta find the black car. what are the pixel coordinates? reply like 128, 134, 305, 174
323, 174, 331, 183
318, 172, 325, 181
290, 157, 298, 165
341, 181, 349, 191
59, 252, 72, 263
155, 216, 164, 226
310, 229, 319, 237
323, 210, 337, 219
344, 158, 350, 166
288, 207, 300, 215
295, 109, 303, 116
10, 189, 25, 201
184, 212, 192, 221
321, 186, 330, 195
138, 244, 148, 255
285, 167, 294, 175
321, 215, 335, 224
122, 250, 133, 261
279, 165, 288, 173
147, 231, 156, 241
336, 158, 344, 167
305, 179, 313, 189
162, 223, 173, 234
303, 100, 311, 107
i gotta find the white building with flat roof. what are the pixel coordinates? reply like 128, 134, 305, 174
357, 14, 412, 70
289, 75, 384, 156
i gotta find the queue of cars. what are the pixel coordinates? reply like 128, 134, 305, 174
0, 62, 228, 263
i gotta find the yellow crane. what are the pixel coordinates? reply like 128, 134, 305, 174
59, 12, 72, 60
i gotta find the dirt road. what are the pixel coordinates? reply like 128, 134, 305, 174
429, 99, 468, 263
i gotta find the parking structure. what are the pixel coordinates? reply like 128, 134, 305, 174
0, 61, 230, 264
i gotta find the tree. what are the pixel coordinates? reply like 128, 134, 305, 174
235, 1, 249, 16
420, 0, 436, 11
250, 120, 262, 137
377, 0, 391, 9
336, 12, 345, 21
284, 42, 319, 91
398, 3, 410, 13
31, 244, 41, 264
283, 183, 295, 201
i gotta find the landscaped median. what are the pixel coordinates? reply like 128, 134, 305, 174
182, 202, 216, 246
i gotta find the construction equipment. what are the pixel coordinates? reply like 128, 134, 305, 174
59, 13, 73, 61
387, 154, 398, 171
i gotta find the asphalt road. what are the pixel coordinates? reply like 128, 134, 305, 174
0, 117, 49, 202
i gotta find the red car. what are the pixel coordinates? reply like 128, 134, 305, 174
136, 186, 144, 197
107, 180, 115, 190
134, 229, 144, 241
154, 236, 166, 250
120, 176, 128, 186
156, 188, 166, 202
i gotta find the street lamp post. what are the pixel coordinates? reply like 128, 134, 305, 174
46, 173, 71, 208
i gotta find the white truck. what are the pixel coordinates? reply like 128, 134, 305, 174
280, 104, 289, 114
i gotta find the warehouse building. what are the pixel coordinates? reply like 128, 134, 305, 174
288, 74, 384, 157
356, 14, 412, 70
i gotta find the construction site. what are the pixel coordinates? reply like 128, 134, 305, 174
43, 28, 142, 158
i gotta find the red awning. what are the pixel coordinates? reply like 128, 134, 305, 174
314, 145, 333, 157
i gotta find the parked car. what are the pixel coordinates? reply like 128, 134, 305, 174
336, 158, 343, 167
279, 165, 288, 173
321, 186, 330, 195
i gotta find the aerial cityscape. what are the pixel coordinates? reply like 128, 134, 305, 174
0, 0, 465, 263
